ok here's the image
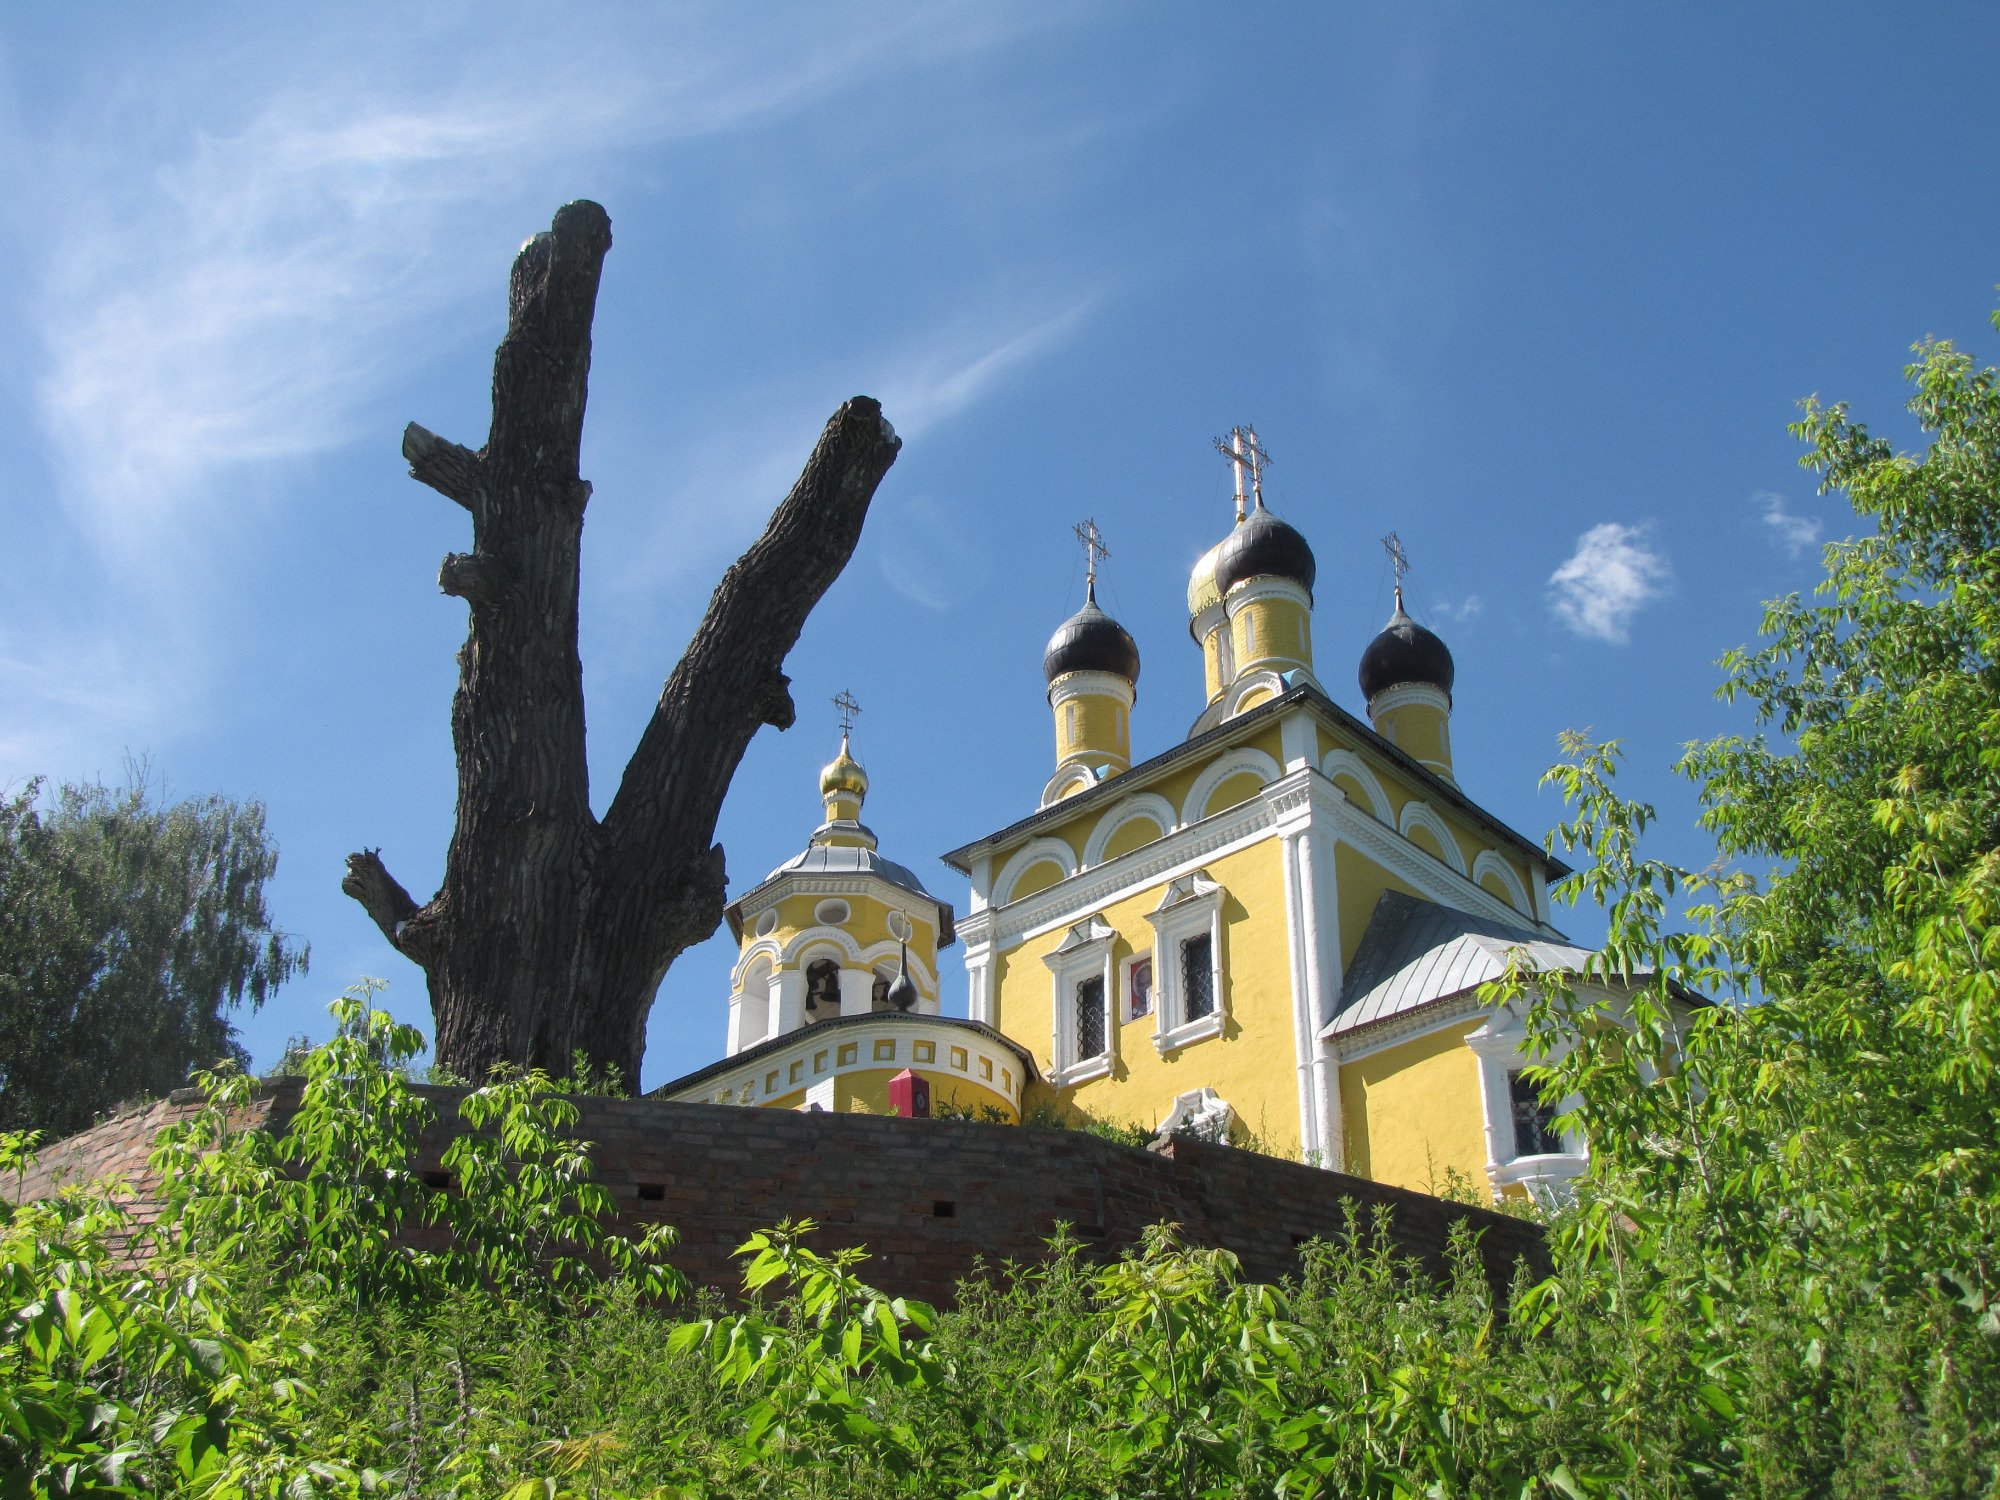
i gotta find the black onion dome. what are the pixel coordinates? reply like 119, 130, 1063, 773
1043, 590, 1141, 685
886, 943, 919, 1012
1213, 504, 1317, 600
1358, 599, 1455, 701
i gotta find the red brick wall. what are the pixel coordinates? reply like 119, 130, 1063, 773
9, 1084, 1547, 1307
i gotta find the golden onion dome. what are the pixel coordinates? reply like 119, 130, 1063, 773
819, 734, 869, 800
1187, 539, 1225, 618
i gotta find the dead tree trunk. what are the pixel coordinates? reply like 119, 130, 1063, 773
343, 201, 900, 1087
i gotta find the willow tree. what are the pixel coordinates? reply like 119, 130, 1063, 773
343, 202, 900, 1086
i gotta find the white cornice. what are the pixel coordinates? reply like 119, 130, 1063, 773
1334, 794, 1559, 934
1328, 991, 1488, 1061
1367, 681, 1452, 719
1048, 670, 1135, 709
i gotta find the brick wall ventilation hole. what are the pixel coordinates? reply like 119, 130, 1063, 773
638, 1183, 666, 1202
932, 1200, 956, 1218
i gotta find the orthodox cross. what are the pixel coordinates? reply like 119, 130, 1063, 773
832, 689, 861, 738
1073, 517, 1110, 598
1381, 531, 1409, 610
1213, 425, 1272, 520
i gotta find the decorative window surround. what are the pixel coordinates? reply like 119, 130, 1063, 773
1158, 1086, 1235, 1142
1466, 1009, 1588, 1207
1146, 873, 1226, 1054
1043, 917, 1118, 1086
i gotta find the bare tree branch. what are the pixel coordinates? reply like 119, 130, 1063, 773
403, 423, 484, 510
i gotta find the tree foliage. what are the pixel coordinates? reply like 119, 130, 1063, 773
1492, 300, 2000, 1491
0, 774, 305, 1138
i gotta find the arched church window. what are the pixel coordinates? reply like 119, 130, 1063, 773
871, 965, 895, 1011
805, 958, 841, 1019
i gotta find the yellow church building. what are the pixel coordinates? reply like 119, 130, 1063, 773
655, 427, 1658, 1206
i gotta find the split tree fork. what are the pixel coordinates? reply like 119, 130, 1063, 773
344, 201, 902, 1087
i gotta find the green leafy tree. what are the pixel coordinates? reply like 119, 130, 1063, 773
0, 772, 306, 1137
1497, 299, 2000, 1491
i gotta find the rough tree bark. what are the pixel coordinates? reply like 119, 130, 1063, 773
343, 201, 901, 1086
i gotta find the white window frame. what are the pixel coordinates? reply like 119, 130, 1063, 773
1466, 1005, 1587, 1207
1042, 918, 1117, 1085
1157, 1086, 1236, 1144
1145, 872, 1226, 1054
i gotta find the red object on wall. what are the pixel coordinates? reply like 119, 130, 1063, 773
888, 1068, 931, 1118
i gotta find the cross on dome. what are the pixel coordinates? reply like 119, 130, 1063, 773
1213, 425, 1272, 521
832, 689, 862, 738
1073, 518, 1110, 599
1381, 531, 1410, 610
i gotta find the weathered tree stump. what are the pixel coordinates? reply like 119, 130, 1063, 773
345, 201, 901, 1086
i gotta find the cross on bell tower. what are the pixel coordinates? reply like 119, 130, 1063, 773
1381, 531, 1410, 611
831, 688, 862, 740
1073, 518, 1110, 601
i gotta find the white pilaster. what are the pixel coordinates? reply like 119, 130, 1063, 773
773, 968, 807, 1037
1279, 707, 1318, 774
1277, 820, 1321, 1165
838, 967, 875, 1015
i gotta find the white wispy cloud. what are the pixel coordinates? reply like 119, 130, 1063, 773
1755, 490, 1822, 558
30, 9, 1041, 577
1546, 523, 1670, 644
1, 4, 1081, 763
596, 298, 1099, 615
873, 299, 1097, 442
1431, 593, 1484, 623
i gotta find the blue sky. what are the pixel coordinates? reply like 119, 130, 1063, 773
3, 4, 1995, 1090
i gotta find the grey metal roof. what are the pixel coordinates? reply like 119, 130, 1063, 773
1326, 890, 1597, 1038
763, 842, 935, 897
726, 840, 956, 948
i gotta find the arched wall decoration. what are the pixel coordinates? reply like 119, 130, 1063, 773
1471, 850, 1532, 916
1320, 748, 1393, 824
1398, 800, 1469, 876
1081, 791, 1179, 868
1180, 746, 1283, 827
993, 836, 1082, 906
785, 927, 865, 968
1039, 764, 1097, 808
731, 938, 786, 987
1219, 668, 1288, 720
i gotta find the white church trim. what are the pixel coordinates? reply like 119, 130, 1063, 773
993, 836, 1082, 906
1397, 799, 1469, 876
1319, 748, 1393, 824
1179, 745, 1282, 826
1471, 849, 1533, 917
1081, 791, 1179, 868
